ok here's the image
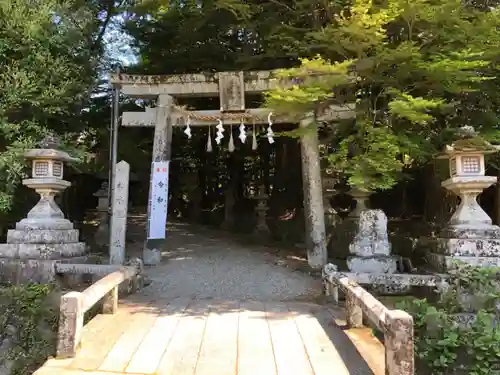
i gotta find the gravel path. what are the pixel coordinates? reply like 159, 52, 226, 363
139, 222, 323, 301
123, 222, 381, 375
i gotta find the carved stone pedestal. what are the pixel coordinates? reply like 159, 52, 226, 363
347, 210, 399, 273
347, 210, 407, 294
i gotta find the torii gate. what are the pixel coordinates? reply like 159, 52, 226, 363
109, 70, 355, 269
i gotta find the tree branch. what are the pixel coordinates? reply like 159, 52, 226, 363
92, 0, 122, 53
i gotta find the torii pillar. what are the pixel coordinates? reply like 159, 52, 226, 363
143, 94, 173, 265
300, 116, 328, 269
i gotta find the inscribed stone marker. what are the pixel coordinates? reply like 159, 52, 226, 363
110, 160, 129, 265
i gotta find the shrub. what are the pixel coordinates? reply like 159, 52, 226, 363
0, 284, 59, 375
397, 263, 500, 375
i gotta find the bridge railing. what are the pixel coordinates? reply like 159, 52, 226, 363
56, 266, 137, 358
322, 263, 414, 375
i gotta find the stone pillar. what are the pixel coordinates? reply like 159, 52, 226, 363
143, 94, 173, 266
385, 310, 415, 375
93, 181, 109, 249
109, 161, 129, 265
300, 116, 327, 269
253, 184, 270, 236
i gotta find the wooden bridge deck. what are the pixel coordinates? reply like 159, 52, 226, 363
34, 296, 383, 375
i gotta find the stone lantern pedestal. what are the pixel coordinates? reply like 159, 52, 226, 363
0, 135, 87, 284
429, 134, 500, 271
348, 188, 372, 218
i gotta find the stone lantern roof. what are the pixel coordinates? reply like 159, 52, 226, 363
436, 127, 500, 159
440, 138, 500, 155
24, 134, 78, 163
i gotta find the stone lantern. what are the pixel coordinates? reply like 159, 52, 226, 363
18, 136, 76, 230
0, 134, 87, 284
438, 143, 497, 227
253, 184, 271, 236
322, 171, 338, 230
429, 128, 500, 270
93, 181, 110, 248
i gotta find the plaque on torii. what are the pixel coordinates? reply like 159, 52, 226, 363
218, 71, 246, 113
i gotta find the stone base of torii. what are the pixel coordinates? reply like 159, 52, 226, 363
109, 70, 355, 269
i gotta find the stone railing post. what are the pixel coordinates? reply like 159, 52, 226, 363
323, 265, 415, 375
385, 310, 414, 375
57, 292, 84, 358
345, 292, 363, 328
324, 280, 339, 302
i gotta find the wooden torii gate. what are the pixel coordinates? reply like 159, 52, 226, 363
109, 70, 355, 268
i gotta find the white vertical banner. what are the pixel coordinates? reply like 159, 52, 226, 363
148, 161, 169, 239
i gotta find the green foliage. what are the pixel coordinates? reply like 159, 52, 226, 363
327, 118, 406, 191
0, 0, 105, 216
397, 263, 500, 375
264, 0, 500, 191
125, 0, 256, 74
124, 0, 500, 193
266, 56, 354, 120
0, 284, 59, 375
388, 91, 445, 125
